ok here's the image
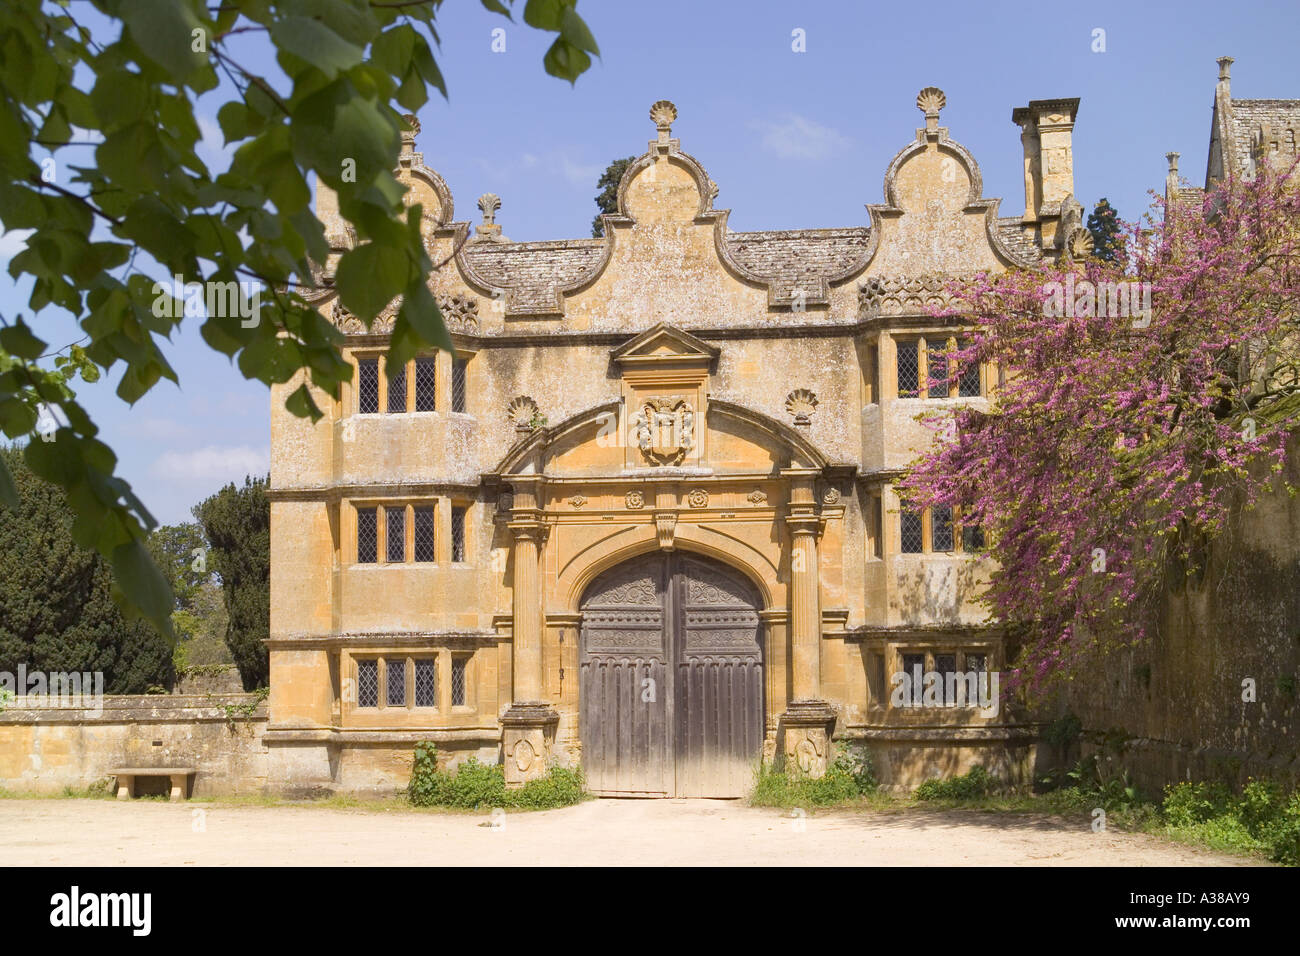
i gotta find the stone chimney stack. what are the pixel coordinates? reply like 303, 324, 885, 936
1165, 151, 1181, 197
1011, 97, 1081, 248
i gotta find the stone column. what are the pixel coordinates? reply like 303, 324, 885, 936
501, 477, 557, 786
779, 469, 836, 776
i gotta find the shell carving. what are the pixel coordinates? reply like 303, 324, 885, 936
785, 389, 819, 426
649, 100, 678, 131
507, 395, 541, 432
916, 87, 946, 117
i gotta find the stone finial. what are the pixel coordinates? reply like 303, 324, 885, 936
472, 192, 509, 243
1166, 151, 1180, 174
917, 87, 946, 132
1217, 56, 1234, 92
401, 113, 421, 145
650, 100, 677, 144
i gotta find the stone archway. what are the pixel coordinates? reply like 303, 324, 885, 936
579, 551, 763, 798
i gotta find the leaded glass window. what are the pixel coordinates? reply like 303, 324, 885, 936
451, 357, 467, 413
357, 507, 377, 564
450, 506, 466, 563
962, 522, 986, 552
414, 659, 437, 707
386, 658, 406, 706
900, 653, 926, 706
387, 362, 407, 413
358, 358, 379, 413
386, 506, 405, 563
450, 657, 467, 706
957, 339, 981, 397
357, 659, 378, 708
897, 340, 919, 398
928, 341, 949, 398
900, 506, 924, 553
413, 506, 435, 562
414, 357, 437, 411
935, 653, 957, 705
932, 505, 955, 552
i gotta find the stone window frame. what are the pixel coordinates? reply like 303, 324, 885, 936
895, 503, 986, 556
349, 498, 443, 566
348, 349, 447, 416
344, 651, 457, 716
871, 644, 997, 711
892, 334, 984, 401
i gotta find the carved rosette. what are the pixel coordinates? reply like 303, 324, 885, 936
625, 490, 645, 510
785, 389, 818, 427
568, 494, 587, 509
630, 396, 695, 466
746, 490, 768, 505
687, 488, 709, 509
821, 486, 841, 505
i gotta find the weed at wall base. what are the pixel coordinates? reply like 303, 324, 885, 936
406, 741, 585, 810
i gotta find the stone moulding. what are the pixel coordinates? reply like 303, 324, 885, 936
330, 292, 480, 335
857, 273, 968, 317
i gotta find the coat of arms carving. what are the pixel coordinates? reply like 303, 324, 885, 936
630, 396, 695, 466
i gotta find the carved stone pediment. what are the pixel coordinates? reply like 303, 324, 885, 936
610, 323, 719, 368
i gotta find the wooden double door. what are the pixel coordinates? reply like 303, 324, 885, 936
579, 552, 764, 798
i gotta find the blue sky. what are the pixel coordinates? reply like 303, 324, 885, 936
3, 0, 1297, 525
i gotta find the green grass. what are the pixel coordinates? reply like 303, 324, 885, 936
755, 758, 1298, 866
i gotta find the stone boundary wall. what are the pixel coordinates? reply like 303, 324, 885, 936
0, 695, 268, 797
1067, 439, 1300, 794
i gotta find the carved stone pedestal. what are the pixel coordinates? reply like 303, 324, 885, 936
779, 699, 837, 778
501, 703, 558, 787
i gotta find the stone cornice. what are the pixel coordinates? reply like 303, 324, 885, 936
265, 631, 501, 650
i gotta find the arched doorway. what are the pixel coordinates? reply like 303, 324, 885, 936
579, 552, 764, 798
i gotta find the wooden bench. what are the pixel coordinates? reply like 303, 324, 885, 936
111, 767, 197, 802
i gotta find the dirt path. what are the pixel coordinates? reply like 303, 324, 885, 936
0, 798, 1259, 866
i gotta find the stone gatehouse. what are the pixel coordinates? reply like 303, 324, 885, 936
266, 88, 1087, 795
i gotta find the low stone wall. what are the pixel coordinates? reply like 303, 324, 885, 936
0, 695, 268, 796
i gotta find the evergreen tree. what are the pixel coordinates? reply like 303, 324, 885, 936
0, 446, 173, 692
1087, 198, 1123, 261
194, 477, 270, 690
591, 156, 637, 237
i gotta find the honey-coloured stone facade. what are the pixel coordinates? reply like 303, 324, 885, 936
267, 88, 1083, 793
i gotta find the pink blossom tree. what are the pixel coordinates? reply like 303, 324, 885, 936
902, 161, 1300, 695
